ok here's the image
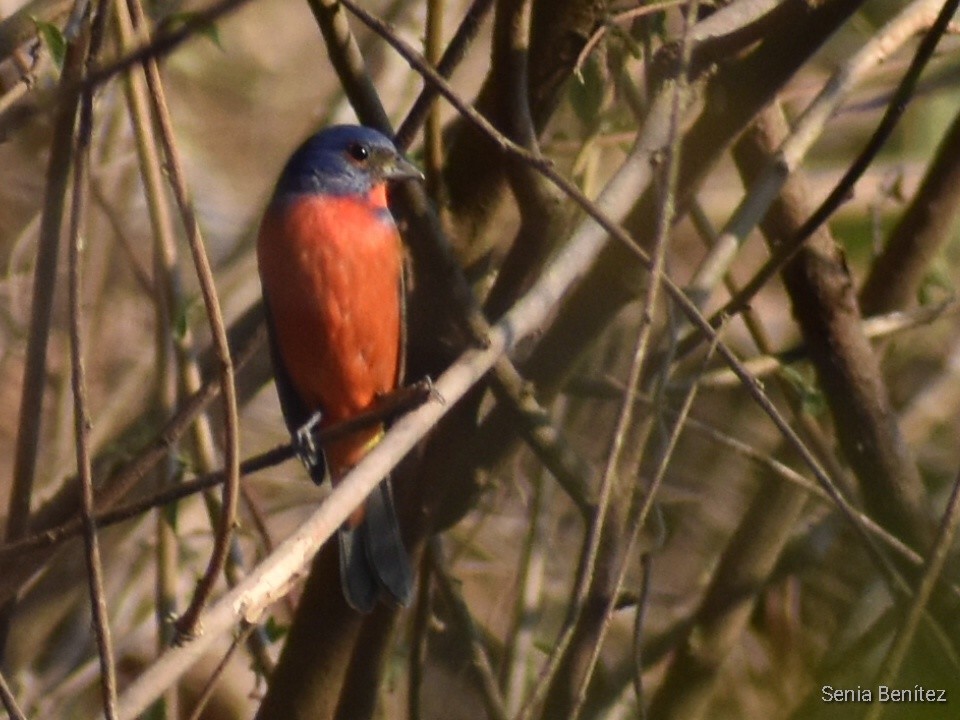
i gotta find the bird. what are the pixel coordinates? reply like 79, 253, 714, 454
256, 125, 422, 612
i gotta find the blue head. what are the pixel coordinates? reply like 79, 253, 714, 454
273, 125, 422, 200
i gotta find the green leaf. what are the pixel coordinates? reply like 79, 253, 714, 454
164, 12, 223, 51
32, 18, 66, 70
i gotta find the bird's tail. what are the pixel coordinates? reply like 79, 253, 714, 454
338, 476, 414, 613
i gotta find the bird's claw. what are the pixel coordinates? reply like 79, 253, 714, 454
294, 410, 324, 466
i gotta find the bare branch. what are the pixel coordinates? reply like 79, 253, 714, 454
1, 0, 91, 662
67, 0, 119, 714
866, 466, 960, 720
688, 0, 957, 342
133, 28, 242, 640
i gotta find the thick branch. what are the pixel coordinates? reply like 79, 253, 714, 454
860, 105, 960, 314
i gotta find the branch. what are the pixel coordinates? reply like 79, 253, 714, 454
686, 0, 957, 343
860, 105, 960, 313
135, 41, 241, 640
394, 0, 495, 150
0, 668, 28, 720
0, 382, 432, 563
1, 0, 90, 661
866, 465, 960, 720
430, 541, 509, 720
682, 0, 948, 318
67, 0, 118, 713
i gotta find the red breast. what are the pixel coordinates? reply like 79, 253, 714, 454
257, 189, 402, 479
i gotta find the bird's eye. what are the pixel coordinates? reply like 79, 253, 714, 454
347, 142, 369, 162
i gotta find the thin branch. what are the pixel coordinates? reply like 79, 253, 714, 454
689, 299, 959, 388
394, 0, 495, 150
112, 0, 185, 673
1, 0, 90, 659
574, 0, 685, 78
185, 623, 256, 720
687, 0, 957, 344
69, 0, 118, 714
407, 549, 433, 720
0, 0, 256, 138
566, 378, 950, 590
0, 668, 28, 720
632, 554, 652, 719
0, 382, 433, 562
133, 34, 241, 640
423, 0, 444, 201
431, 541, 509, 720
502, 471, 549, 715
860, 104, 960, 313
571, 316, 715, 720
559, 3, 701, 712
866, 466, 960, 720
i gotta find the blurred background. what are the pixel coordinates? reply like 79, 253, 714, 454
2, 0, 960, 718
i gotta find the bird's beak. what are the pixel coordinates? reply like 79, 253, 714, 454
383, 154, 424, 182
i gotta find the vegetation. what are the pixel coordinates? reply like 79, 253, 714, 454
1, 0, 960, 718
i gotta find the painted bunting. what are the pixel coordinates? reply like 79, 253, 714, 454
257, 125, 421, 612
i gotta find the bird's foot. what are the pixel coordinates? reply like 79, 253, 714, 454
294, 410, 324, 467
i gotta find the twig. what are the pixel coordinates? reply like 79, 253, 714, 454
88, 180, 154, 294
0, 0, 257, 138
431, 540, 509, 720
112, 0, 186, 670
570, 311, 715, 720
0, 47, 37, 121
860, 104, 960, 313
185, 623, 256, 720
565, 3, 700, 712
574, 0, 685, 78
685, 0, 955, 343
0, 381, 434, 561
132, 32, 240, 641
69, 0, 119, 714
423, 0, 444, 201
632, 554, 652, 719
0, 0, 90, 660
565, 378, 948, 588
85, 0, 251, 89
688, 299, 960, 388
407, 549, 433, 720
502, 470, 548, 715
394, 0, 495, 150
865, 465, 960, 720
0, 668, 28, 720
